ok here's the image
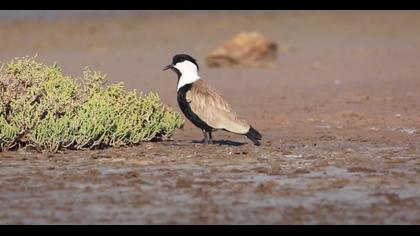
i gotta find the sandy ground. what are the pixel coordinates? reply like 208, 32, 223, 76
1, 11, 420, 224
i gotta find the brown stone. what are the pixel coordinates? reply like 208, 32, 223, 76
206, 31, 277, 68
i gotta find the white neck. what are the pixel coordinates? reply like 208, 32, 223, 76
177, 73, 200, 91
175, 61, 201, 91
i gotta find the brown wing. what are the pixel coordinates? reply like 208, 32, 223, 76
186, 80, 250, 134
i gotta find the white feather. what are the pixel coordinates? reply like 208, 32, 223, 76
175, 60, 200, 91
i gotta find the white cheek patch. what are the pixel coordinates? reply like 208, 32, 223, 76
174, 60, 198, 74
175, 61, 201, 91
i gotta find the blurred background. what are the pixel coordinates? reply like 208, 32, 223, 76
1, 10, 419, 141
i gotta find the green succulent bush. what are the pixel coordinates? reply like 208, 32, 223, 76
0, 56, 183, 152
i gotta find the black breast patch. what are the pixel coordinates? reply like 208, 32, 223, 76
177, 84, 213, 132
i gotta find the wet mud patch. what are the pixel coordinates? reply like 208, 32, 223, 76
1, 140, 420, 224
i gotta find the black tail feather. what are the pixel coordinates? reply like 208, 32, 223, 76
245, 126, 262, 146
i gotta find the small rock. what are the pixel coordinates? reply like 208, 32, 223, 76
347, 167, 377, 173
319, 135, 336, 141
124, 171, 139, 179
256, 180, 278, 193
280, 150, 293, 155
176, 178, 193, 188
294, 169, 310, 174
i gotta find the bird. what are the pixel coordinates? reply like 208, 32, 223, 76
163, 54, 262, 146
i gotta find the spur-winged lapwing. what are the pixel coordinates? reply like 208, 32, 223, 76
163, 54, 262, 146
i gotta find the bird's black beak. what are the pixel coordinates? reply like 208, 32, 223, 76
163, 64, 174, 71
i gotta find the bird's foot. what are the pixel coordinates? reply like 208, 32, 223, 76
202, 139, 214, 145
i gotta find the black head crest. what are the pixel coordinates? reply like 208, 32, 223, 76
172, 54, 199, 70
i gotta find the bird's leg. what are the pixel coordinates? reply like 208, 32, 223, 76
208, 131, 213, 144
202, 129, 209, 144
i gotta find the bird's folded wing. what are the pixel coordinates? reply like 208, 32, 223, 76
186, 82, 250, 134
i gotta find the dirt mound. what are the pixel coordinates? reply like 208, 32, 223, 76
206, 31, 277, 68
